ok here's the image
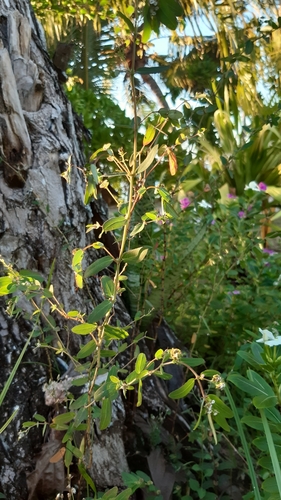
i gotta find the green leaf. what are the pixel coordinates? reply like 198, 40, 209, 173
142, 18, 152, 43
137, 144, 158, 174
163, 200, 178, 219
169, 378, 195, 399
99, 398, 112, 430
130, 222, 145, 237
213, 413, 230, 432
71, 377, 88, 386
19, 269, 44, 282
115, 488, 133, 500
53, 412, 75, 425
70, 393, 88, 410
101, 276, 115, 298
103, 216, 126, 233
143, 125, 156, 146
135, 353, 147, 374
157, 187, 171, 202
137, 379, 143, 407
136, 66, 168, 75
117, 10, 135, 31
72, 249, 84, 268
71, 323, 97, 335
104, 325, 129, 340
87, 300, 112, 323
228, 373, 274, 398
0, 277, 13, 296
78, 463, 97, 494
76, 340, 96, 359
208, 394, 233, 418
33, 413, 46, 422
253, 395, 278, 409
180, 357, 205, 367
101, 487, 119, 499
262, 477, 279, 493
122, 246, 149, 263
84, 256, 113, 278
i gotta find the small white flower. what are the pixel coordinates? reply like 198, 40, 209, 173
198, 200, 212, 209
244, 181, 260, 191
257, 328, 281, 346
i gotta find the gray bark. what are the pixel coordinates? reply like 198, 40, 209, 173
0, 2, 190, 500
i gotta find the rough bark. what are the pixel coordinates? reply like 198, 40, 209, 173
0, 2, 188, 500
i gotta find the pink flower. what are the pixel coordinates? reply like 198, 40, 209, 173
227, 193, 237, 199
180, 197, 191, 210
238, 211, 245, 218
263, 248, 275, 255
258, 182, 267, 191
211, 219, 216, 225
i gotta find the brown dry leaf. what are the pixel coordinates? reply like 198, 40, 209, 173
168, 150, 178, 176
147, 448, 176, 500
27, 431, 65, 500
49, 446, 66, 463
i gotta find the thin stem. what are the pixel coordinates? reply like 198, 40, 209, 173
225, 385, 261, 500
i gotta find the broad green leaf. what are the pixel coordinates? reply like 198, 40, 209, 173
67, 310, 80, 318
115, 488, 133, 500
78, 463, 97, 494
53, 412, 75, 425
143, 125, 156, 146
201, 369, 220, 377
87, 300, 112, 323
122, 247, 149, 263
104, 325, 129, 340
228, 373, 272, 398
237, 351, 262, 369
116, 10, 134, 31
155, 349, 164, 359
208, 394, 233, 418
72, 249, 84, 268
163, 200, 178, 219
101, 487, 118, 499
142, 211, 158, 221
99, 398, 112, 430
253, 434, 281, 452
34, 413, 46, 422
262, 477, 278, 493
253, 395, 277, 409
248, 369, 275, 397
135, 353, 147, 374
241, 416, 264, 430
213, 413, 230, 432
84, 256, 113, 278
157, 187, 170, 202
103, 216, 126, 233
70, 393, 88, 410
19, 270, 44, 282
130, 222, 145, 237
71, 377, 88, 386
0, 277, 13, 296
142, 18, 152, 43
101, 276, 115, 298
72, 323, 97, 335
180, 357, 205, 367
64, 447, 73, 468
169, 378, 195, 399
92, 242, 105, 249
137, 144, 158, 174
76, 340, 96, 359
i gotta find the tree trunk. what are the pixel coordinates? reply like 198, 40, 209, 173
0, 3, 202, 500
